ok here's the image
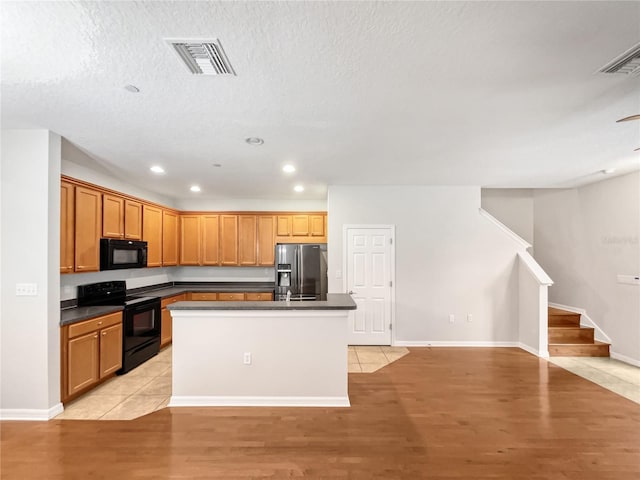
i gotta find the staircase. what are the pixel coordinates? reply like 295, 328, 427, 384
548, 307, 610, 357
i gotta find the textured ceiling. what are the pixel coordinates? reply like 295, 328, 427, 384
2, 1, 639, 201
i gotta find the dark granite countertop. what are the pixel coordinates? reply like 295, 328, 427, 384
60, 281, 276, 326
60, 305, 124, 326
168, 293, 357, 311
140, 282, 275, 299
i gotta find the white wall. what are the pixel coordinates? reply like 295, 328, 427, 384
1, 130, 62, 418
328, 186, 526, 344
176, 197, 327, 212
534, 171, 640, 364
481, 189, 534, 249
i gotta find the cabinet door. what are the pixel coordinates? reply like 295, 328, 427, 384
220, 215, 238, 266
142, 204, 163, 267
202, 214, 220, 265
75, 186, 102, 272
310, 215, 325, 237
162, 210, 179, 266
60, 181, 75, 273
102, 194, 124, 238
277, 216, 292, 236
238, 215, 257, 266
292, 215, 310, 236
179, 215, 201, 265
160, 308, 172, 348
99, 323, 123, 378
257, 215, 275, 266
67, 332, 99, 396
124, 200, 142, 240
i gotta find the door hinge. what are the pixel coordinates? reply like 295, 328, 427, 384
389, 280, 392, 287
390, 238, 393, 245
389, 323, 392, 330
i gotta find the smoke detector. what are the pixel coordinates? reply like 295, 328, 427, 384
166, 38, 236, 76
598, 42, 640, 76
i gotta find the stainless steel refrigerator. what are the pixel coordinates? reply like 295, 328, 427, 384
275, 243, 327, 301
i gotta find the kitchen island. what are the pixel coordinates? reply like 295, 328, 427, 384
167, 294, 356, 407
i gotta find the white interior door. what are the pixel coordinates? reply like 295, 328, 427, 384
345, 226, 394, 345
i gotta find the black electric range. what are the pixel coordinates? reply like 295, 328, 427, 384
77, 281, 161, 374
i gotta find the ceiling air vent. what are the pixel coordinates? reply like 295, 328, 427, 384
166, 38, 236, 76
598, 42, 640, 76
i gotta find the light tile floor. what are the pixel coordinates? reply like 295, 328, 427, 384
548, 356, 640, 404
55, 346, 410, 420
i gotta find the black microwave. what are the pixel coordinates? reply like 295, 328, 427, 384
100, 239, 148, 270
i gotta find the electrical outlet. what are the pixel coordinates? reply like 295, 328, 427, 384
467, 314, 473, 322
449, 314, 455, 323
16, 283, 38, 296
243, 352, 252, 365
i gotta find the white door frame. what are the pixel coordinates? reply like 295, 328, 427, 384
342, 224, 396, 346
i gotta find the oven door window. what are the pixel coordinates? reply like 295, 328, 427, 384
113, 248, 139, 265
132, 309, 155, 335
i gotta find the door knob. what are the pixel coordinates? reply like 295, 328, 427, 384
348, 290, 354, 295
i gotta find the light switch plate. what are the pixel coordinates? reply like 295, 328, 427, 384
16, 283, 38, 296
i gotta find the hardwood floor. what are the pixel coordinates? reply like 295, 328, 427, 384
2, 348, 639, 479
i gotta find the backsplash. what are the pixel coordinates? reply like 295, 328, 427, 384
60, 266, 275, 300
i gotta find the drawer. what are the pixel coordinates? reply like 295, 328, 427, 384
245, 292, 273, 301
68, 311, 122, 339
189, 292, 218, 301
161, 293, 186, 308
217, 292, 245, 301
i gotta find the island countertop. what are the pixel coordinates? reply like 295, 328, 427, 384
167, 293, 356, 311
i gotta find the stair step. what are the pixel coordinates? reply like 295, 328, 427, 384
548, 341, 610, 357
548, 307, 581, 327
548, 326, 594, 344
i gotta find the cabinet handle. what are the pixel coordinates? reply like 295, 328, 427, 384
102, 331, 107, 336
94, 334, 98, 339
97, 321, 103, 325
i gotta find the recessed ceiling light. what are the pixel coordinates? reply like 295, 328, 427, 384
150, 165, 165, 174
601, 168, 616, 175
245, 137, 264, 145
124, 84, 140, 93
294, 185, 304, 193
212, 163, 222, 168
283, 164, 296, 173
190, 185, 201, 192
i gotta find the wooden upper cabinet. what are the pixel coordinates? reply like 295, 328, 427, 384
162, 210, 179, 266
292, 215, 310, 236
60, 181, 75, 273
238, 215, 257, 266
310, 215, 325, 237
257, 215, 275, 266
180, 215, 201, 265
124, 200, 142, 240
102, 194, 124, 238
277, 216, 292, 236
202, 215, 220, 266
220, 215, 238, 266
74, 186, 102, 272
142, 204, 163, 267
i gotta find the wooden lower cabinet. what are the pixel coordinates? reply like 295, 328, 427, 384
61, 311, 123, 403
217, 292, 245, 301
160, 294, 186, 347
188, 292, 218, 301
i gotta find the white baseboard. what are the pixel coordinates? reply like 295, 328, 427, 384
610, 351, 640, 367
168, 395, 351, 408
0, 402, 63, 421
518, 342, 549, 358
394, 341, 519, 348
548, 302, 585, 314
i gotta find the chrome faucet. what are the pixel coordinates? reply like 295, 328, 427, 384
286, 290, 291, 302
